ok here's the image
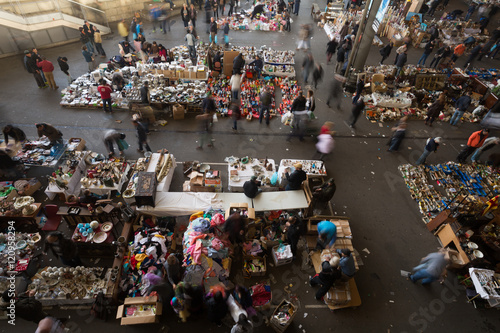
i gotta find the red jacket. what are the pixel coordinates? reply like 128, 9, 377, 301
97, 85, 112, 99
467, 130, 488, 148
37, 60, 54, 72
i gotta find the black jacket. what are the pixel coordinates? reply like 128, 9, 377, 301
202, 96, 216, 112
232, 54, 245, 74
423, 42, 434, 55
210, 21, 218, 33
337, 47, 346, 62
327, 40, 338, 54
243, 180, 259, 198
285, 169, 307, 190
24, 55, 38, 74
3, 126, 26, 144
395, 53, 407, 67
380, 44, 393, 57
291, 95, 306, 111
57, 57, 69, 75
135, 122, 148, 141
318, 261, 341, 285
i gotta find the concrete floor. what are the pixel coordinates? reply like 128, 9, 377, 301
1, 1, 500, 332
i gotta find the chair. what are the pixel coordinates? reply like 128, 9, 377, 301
42, 204, 61, 231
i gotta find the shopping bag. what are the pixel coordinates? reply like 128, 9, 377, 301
117, 139, 129, 151
224, 35, 229, 44
213, 113, 218, 123
215, 35, 218, 44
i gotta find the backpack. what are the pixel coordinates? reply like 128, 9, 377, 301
90, 291, 111, 321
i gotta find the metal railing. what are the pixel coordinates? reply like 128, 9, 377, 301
0, 0, 109, 28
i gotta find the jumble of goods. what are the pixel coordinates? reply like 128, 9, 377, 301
14, 139, 66, 166
399, 163, 500, 222
0, 232, 41, 275
0, 195, 36, 217
30, 266, 109, 300
81, 161, 129, 188
218, 7, 288, 32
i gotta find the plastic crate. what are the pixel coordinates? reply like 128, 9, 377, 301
272, 244, 293, 266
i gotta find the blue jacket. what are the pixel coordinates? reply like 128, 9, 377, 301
336, 249, 356, 277
82, 50, 93, 62
317, 221, 337, 247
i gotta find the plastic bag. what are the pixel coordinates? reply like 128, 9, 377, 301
270, 172, 278, 186
213, 113, 218, 122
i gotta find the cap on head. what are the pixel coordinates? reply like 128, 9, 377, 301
434, 137, 442, 144
250, 175, 257, 182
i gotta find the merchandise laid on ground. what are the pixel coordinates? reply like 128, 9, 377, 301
358, 65, 499, 123
217, 1, 290, 32
399, 161, 500, 307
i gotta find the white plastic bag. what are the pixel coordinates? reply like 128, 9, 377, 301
213, 113, 218, 123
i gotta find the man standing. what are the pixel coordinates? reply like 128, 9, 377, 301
36, 56, 58, 90
93, 26, 106, 58
286, 216, 306, 257
417, 40, 435, 67
232, 52, 245, 75
57, 57, 72, 85
118, 18, 130, 41
259, 87, 272, 125
293, 0, 300, 15
209, 17, 218, 45
36, 123, 62, 145
463, 43, 483, 69
24, 50, 45, 88
457, 129, 489, 163
335, 44, 346, 74
185, 28, 197, 59
326, 74, 344, 110
395, 50, 407, 78
302, 52, 314, 84
285, 162, 307, 190
132, 119, 152, 153
150, 4, 161, 32
82, 20, 95, 43
449, 92, 471, 126
79, 27, 94, 55
416, 137, 442, 165
429, 45, 451, 69
97, 79, 113, 113
243, 176, 261, 198
379, 41, 393, 65
409, 250, 448, 285
81, 46, 94, 72
451, 43, 465, 63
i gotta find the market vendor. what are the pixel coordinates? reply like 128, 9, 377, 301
285, 216, 306, 257
232, 52, 245, 75
312, 178, 336, 207
43, 231, 82, 267
336, 248, 356, 281
284, 162, 307, 190
3, 124, 26, 144
1, 289, 48, 324
35, 123, 63, 145
79, 189, 98, 206
248, 55, 263, 79
164, 253, 182, 288
118, 40, 135, 56
309, 256, 341, 301
112, 71, 126, 91
224, 212, 246, 244
243, 176, 262, 199
315, 220, 337, 250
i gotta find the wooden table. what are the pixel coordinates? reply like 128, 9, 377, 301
0, 203, 42, 231
436, 224, 470, 265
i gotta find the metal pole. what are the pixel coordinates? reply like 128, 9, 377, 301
344, 0, 372, 80
345, 0, 384, 78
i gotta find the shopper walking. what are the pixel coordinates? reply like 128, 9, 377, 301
181, 3, 191, 28
223, 19, 230, 48
24, 50, 45, 88
302, 52, 314, 83
348, 99, 365, 128
293, 0, 300, 15
132, 119, 152, 153
209, 17, 218, 45
312, 63, 324, 89
103, 130, 126, 157
150, 4, 161, 32
228, 0, 235, 16
306, 89, 315, 112
130, 17, 138, 39
43, 231, 82, 267
409, 250, 448, 285
189, 4, 198, 27
117, 18, 130, 41
164, 254, 182, 288
450, 92, 472, 126
387, 116, 408, 152
259, 86, 272, 125
326, 74, 344, 110
471, 137, 500, 163
416, 137, 442, 165
463, 43, 483, 69
326, 39, 338, 64
36, 56, 58, 90
425, 94, 446, 126
417, 40, 435, 67
230, 73, 241, 100
159, 5, 171, 33
457, 128, 489, 163
352, 76, 364, 104
79, 27, 94, 55
186, 28, 197, 59
93, 27, 106, 57
379, 41, 393, 64
309, 256, 340, 301
465, 3, 476, 21
81, 46, 94, 72
97, 79, 113, 113
230, 101, 241, 132
315, 131, 334, 160
196, 112, 214, 150
205, 0, 212, 33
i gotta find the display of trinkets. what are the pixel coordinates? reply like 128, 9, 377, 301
275, 77, 301, 115
81, 161, 129, 188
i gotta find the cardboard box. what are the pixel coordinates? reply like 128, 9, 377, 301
225, 203, 255, 219
139, 106, 156, 123
116, 296, 162, 325
325, 281, 351, 306
68, 138, 86, 151
196, 70, 207, 79
17, 178, 42, 196
243, 255, 267, 277
173, 104, 185, 120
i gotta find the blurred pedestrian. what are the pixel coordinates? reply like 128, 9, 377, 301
416, 137, 442, 165
132, 119, 152, 153
465, 3, 476, 21
335, 44, 347, 73
312, 63, 323, 89
429, 45, 451, 68
326, 38, 338, 64
326, 74, 344, 110
103, 130, 126, 157
387, 116, 408, 152
417, 40, 435, 67
293, 0, 300, 15
196, 112, 214, 149
457, 129, 489, 163
230, 101, 241, 132
206, 291, 228, 327
352, 76, 364, 104
79, 27, 94, 55
117, 18, 129, 41
205, 0, 212, 33
464, 43, 483, 69
315, 131, 334, 160
285, 216, 306, 257
451, 43, 465, 62
409, 250, 448, 285
306, 89, 315, 112
259, 86, 272, 125
379, 41, 393, 64
150, 4, 161, 32
43, 231, 82, 267
395, 50, 407, 78
302, 52, 314, 83
159, 5, 171, 33
348, 99, 365, 128
181, 3, 191, 28
471, 137, 500, 163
